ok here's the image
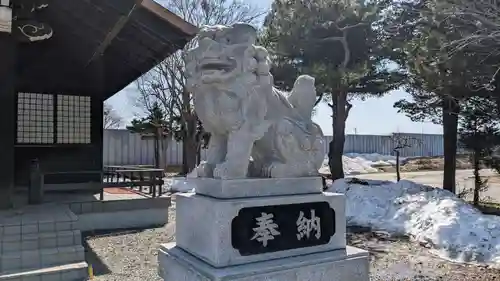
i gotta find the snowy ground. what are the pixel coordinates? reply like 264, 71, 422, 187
319, 153, 405, 176
327, 179, 500, 266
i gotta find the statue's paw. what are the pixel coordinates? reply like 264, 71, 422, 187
195, 162, 214, 178
268, 162, 314, 178
214, 162, 246, 180
268, 163, 288, 178
213, 162, 231, 180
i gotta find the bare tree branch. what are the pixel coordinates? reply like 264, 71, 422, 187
391, 134, 423, 181
131, 0, 264, 172
103, 103, 123, 129
314, 92, 324, 106
317, 23, 356, 70
392, 135, 423, 151
344, 101, 353, 122
133, 0, 264, 118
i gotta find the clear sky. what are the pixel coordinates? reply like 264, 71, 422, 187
106, 0, 443, 136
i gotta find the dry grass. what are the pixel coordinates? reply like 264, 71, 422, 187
164, 165, 183, 176
472, 201, 500, 216
378, 155, 473, 173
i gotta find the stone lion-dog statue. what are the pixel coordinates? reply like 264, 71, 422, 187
185, 23, 325, 179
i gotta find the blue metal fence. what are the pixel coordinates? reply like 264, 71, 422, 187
103, 129, 446, 166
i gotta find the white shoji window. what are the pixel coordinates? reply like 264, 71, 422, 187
16, 93, 54, 144
56, 95, 91, 144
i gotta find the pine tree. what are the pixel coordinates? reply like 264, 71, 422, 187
262, 0, 404, 180
459, 97, 500, 205
127, 102, 169, 169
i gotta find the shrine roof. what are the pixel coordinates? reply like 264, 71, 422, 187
17, 0, 197, 99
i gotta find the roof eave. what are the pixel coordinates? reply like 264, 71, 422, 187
139, 0, 198, 37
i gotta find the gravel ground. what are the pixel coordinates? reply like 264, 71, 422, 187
349, 228, 500, 281
84, 197, 500, 281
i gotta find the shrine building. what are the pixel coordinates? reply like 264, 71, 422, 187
0, 0, 196, 209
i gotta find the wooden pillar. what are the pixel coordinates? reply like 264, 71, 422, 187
91, 58, 105, 198
90, 57, 104, 172
0, 0, 16, 209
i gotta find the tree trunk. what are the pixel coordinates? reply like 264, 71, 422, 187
473, 150, 481, 206
442, 97, 459, 194
184, 137, 198, 174
181, 140, 197, 175
182, 141, 188, 175
181, 115, 198, 174
328, 92, 348, 181
395, 150, 401, 182
181, 88, 198, 174
160, 133, 168, 171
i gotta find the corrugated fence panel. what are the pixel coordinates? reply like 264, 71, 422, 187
342, 133, 445, 157
102, 130, 447, 166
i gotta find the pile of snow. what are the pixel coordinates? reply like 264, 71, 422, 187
319, 153, 411, 175
341, 156, 380, 175
320, 154, 387, 175
168, 178, 195, 193
344, 153, 406, 166
166, 169, 197, 193
320, 156, 377, 175
327, 179, 500, 265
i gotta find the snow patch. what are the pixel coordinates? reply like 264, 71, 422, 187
327, 179, 500, 265
320, 153, 403, 175
166, 169, 197, 193
345, 153, 406, 166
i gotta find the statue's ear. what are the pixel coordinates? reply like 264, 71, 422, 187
230, 23, 257, 44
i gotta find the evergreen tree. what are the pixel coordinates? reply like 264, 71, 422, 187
127, 102, 169, 169
262, 0, 404, 180
459, 97, 500, 205
384, 0, 496, 192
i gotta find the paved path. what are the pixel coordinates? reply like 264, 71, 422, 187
353, 169, 500, 203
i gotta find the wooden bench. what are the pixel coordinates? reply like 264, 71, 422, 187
29, 161, 105, 204
28, 162, 165, 205
103, 166, 165, 198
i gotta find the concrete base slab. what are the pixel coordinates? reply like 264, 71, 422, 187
158, 242, 369, 281
68, 197, 171, 232
77, 208, 169, 232
192, 177, 323, 198
0, 203, 77, 227
0, 261, 88, 281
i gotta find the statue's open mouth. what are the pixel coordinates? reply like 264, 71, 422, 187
199, 59, 237, 74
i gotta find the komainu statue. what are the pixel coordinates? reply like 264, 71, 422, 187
185, 23, 326, 179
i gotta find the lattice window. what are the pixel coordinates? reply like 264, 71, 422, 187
56, 95, 91, 144
16, 93, 92, 145
16, 93, 54, 144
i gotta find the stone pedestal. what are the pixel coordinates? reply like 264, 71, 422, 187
158, 177, 369, 281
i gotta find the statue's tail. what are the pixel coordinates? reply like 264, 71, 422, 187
287, 75, 317, 119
